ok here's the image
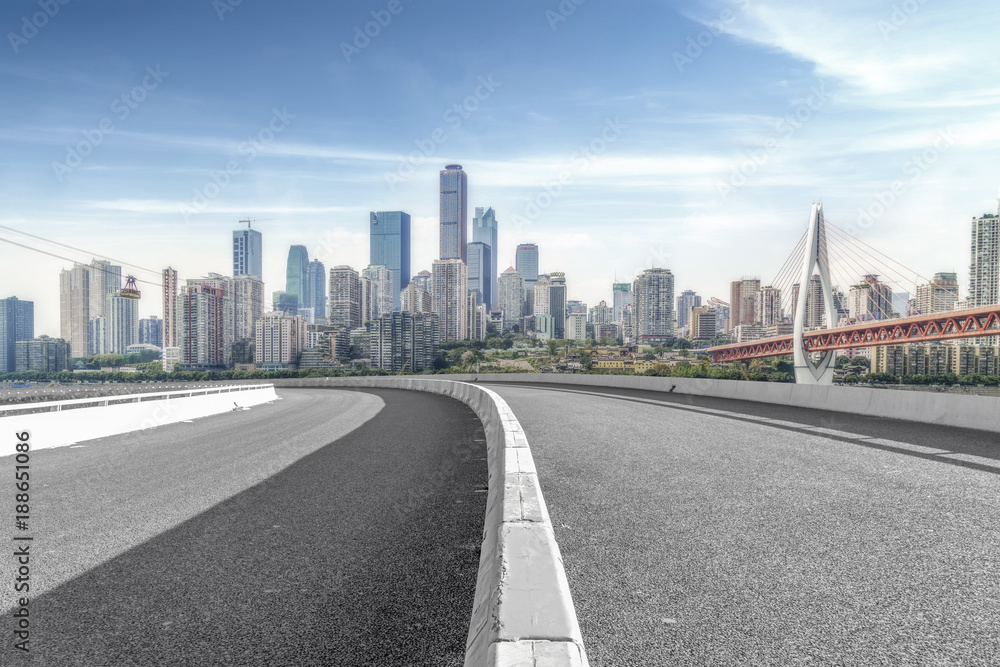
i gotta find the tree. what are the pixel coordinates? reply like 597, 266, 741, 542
547, 339, 558, 355
835, 355, 851, 368
580, 351, 593, 370
673, 338, 693, 349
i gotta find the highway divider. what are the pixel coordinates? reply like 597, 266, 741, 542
0, 384, 277, 455
273, 377, 589, 667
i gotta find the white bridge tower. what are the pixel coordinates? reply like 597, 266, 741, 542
793, 203, 838, 385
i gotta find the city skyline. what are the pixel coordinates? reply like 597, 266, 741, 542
2, 2, 998, 337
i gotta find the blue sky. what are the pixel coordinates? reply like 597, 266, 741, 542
2, 0, 998, 336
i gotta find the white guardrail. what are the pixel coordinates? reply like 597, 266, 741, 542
275, 377, 589, 667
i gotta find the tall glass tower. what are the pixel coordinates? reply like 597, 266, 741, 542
467, 242, 492, 307
515, 243, 539, 288
286, 245, 310, 310
439, 165, 467, 262
370, 211, 411, 310
233, 227, 263, 278
307, 259, 327, 321
473, 207, 498, 307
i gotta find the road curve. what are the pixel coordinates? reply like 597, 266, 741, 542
482, 382, 1000, 667
1, 387, 487, 667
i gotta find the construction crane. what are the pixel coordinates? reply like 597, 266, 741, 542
238, 217, 277, 230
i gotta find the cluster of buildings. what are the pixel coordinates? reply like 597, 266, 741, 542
4, 184, 1000, 379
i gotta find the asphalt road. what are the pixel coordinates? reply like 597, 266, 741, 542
0, 387, 487, 667
481, 382, 1000, 667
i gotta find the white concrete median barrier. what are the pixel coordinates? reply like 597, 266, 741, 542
0, 384, 277, 455
273, 377, 589, 667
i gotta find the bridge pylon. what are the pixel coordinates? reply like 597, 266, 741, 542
793, 203, 838, 385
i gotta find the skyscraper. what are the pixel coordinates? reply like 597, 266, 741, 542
516, 243, 539, 288
370, 211, 411, 310
432, 259, 468, 342
755, 286, 783, 327
179, 283, 228, 368
612, 282, 633, 323
89, 260, 122, 349
439, 165, 468, 262
163, 267, 179, 349
370, 311, 439, 372
361, 264, 393, 324
329, 265, 362, 329
497, 267, 524, 332
232, 275, 265, 340
549, 272, 567, 339
286, 245, 310, 310
233, 226, 263, 278
633, 268, 675, 345
915, 272, 959, 314
675, 289, 701, 329
306, 259, 327, 321
59, 264, 90, 359
0, 297, 33, 373
467, 241, 492, 307
730, 277, 761, 328
255, 312, 306, 369
473, 207, 498, 307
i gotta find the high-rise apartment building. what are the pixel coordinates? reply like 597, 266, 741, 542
179, 283, 228, 368
232, 275, 265, 341
401, 283, 433, 314
970, 211, 999, 308
515, 244, 539, 289
590, 300, 613, 325
439, 165, 468, 262
163, 267, 179, 349
233, 226, 263, 278
473, 207, 498, 307
285, 245, 309, 310
690, 305, 717, 342
0, 297, 33, 373
915, 272, 959, 315
431, 259, 468, 342
306, 259, 327, 322
255, 312, 306, 369
729, 277, 761, 328
806, 275, 825, 329
59, 264, 90, 359
612, 282, 633, 323
410, 270, 432, 292
370, 211, 411, 310
533, 276, 551, 317
329, 265, 361, 329
549, 272, 567, 339
89, 260, 121, 352
105, 294, 138, 354
370, 311, 439, 372
676, 289, 701, 329
187, 274, 236, 364
755, 286, 783, 327
497, 267, 524, 332
633, 268, 675, 345
848, 275, 895, 321
14, 336, 70, 373
566, 312, 587, 341
467, 242, 492, 307
139, 316, 163, 347
361, 264, 393, 324
467, 293, 487, 341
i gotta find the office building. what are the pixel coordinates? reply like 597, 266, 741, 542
467, 241, 492, 307
370, 211, 411, 310
255, 312, 306, 370
233, 226, 263, 278
163, 267, 179, 349
370, 311, 439, 372
549, 272, 567, 339
690, 305, 717, 342
567, 300, 587, 316
306, 259, 327, 322
515, 244, 539, 288
139, 316, 163, 348
272, 291, 299, 317
0, 297, 33, 373
497, 267, 524, 332
533, 276, 550, 317
59, 263, 90, 359
14, 336, 70, 373
432, 259, 468, 342
612, 282, 633, 324
633, 268, 675, 345
676, 290, 701, 329
329, 266, 362, 329
285, 245, 310, 310
566, 312, 587, 341
473, 207, 498, 307
440, 165, 468, 262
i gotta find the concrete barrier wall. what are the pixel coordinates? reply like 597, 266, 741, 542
0, 384, 277, 456
413, 373, 1000, 433
273, 377, 589, 667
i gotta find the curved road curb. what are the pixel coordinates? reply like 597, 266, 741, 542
275, 377, 589, 667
